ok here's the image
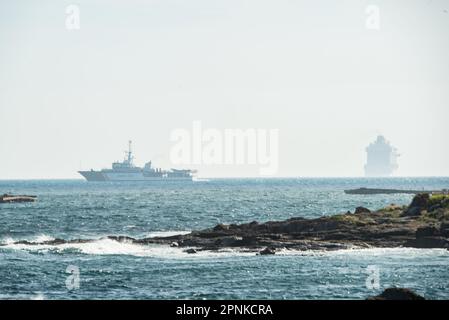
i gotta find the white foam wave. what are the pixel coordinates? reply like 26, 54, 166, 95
145, 230, 191, 238
32, 234, 55, 243
30, 293, 46, 300
0, 237, 15, 245
0, 234, 55, 245
1, 238, 253, 258
275, 247, 449, 258
3, 235, 448, 259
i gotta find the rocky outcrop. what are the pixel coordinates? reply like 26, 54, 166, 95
139, 194, 449, 252
403, 193, 430, 216
367, 288, 425, 300
4, 194, 448, 254
404, 225, 449, 249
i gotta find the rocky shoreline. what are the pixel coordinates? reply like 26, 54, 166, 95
5, 193, 449, 255
139, 193, 449, 254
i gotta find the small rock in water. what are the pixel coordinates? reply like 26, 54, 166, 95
367, 288, 425, 300
170, 242, 179, 247
185, 248, 197, 254
258, 247, 276, 255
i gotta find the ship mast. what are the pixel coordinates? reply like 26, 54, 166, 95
126, 140, 134, 165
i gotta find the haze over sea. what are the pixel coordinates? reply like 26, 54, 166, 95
1, 177, 448, 299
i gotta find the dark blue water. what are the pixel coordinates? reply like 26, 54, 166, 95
1, 178, 448, 299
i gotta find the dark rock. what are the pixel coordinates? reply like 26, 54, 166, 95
107, 236, 135, 243
258, 247, 276, 255
443, 198, 449, 208
378, 228, 413, 237
415, 226, 440, 238
355, 207, 371, 214
405, 236, 449, 249
240, 236, 258, 246
44, 238, 68, 245
213, 224, 230, 231
429, 204, 442, 212
277, 220, 308, 233
410, 193, 430, 208
403, 206, 422, 217
440, 222, 449, 229
440, 222, 449, 237
403, 194, 429, 216
215, 236, 242, 247
185, 248, 197, 254
367, 288, 425, 300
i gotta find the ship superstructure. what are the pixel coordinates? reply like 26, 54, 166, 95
78, 141, 195, 181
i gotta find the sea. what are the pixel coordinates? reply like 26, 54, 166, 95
0, 177, 448, 300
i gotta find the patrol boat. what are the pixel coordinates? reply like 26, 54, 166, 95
78, 141, 195, 181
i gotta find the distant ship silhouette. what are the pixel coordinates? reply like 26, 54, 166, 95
364, 135, 399, 177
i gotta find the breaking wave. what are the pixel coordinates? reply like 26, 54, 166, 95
145, 230, 191, 238
0, 234, 253, 258
2, 233, 448, 260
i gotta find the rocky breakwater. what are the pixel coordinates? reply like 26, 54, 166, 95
0, 194, 37, 203
139, 193, 449, 254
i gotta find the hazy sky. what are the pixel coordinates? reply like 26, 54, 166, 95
1, 0, 448, 178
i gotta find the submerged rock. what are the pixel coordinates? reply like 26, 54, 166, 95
106, 235, 135, 243
185, 248, 197, 254
258, 247, 276, 255
367, 288, 425, 300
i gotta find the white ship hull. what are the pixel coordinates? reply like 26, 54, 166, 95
78, 171, 193, 182
78, 141, 195, 182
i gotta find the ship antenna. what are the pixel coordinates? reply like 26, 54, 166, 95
127, 140, 133, 164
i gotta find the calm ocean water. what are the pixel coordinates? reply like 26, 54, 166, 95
1, 178, 448, 299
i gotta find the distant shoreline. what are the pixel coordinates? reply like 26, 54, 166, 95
1, 176, 449, 181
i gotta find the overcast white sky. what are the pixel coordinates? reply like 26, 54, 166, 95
1, 0, 448, 179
